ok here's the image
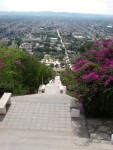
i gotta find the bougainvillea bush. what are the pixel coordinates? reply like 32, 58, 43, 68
72, 39, 113, 117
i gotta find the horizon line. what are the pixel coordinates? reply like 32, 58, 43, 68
0, 11, 113, 16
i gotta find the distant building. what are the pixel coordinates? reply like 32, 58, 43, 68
20, 43, 32, 52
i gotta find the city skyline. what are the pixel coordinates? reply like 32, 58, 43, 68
0, 0, 113, 15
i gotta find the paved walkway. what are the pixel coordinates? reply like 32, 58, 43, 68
0, 77, 72, 133
0, 78, 86, 136
0, 95, 72, 132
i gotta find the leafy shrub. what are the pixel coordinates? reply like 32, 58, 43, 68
0, 46, 53, 96
60, 69, 76, 97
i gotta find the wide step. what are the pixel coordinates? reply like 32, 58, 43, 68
0, 129, 111, 150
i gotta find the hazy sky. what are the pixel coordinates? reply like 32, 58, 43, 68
0, 0, 113, 15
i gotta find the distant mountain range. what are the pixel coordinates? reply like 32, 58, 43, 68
0, 11, 113, 19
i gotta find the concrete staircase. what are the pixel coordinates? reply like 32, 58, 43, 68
0, 77, 112, 149
0, 129, 112, 150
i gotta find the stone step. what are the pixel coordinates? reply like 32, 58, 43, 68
0, 129, 112, 150
11, 93, 73, 98
11, 94, 75, 104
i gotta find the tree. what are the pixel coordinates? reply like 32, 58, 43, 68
15, 38, 22, 47
0, 45, 54, 95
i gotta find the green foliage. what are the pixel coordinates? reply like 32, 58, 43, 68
71, 38, 93, 53
15, 38, 22, 47
33, 51, 44, 60
0, 46, 26, 95
0, 45, 53, 96
60, 69, 75, 97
